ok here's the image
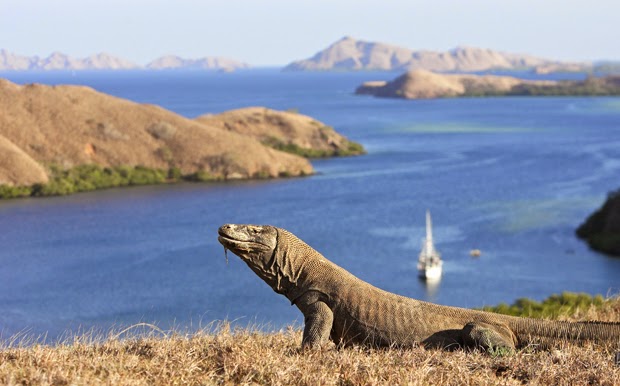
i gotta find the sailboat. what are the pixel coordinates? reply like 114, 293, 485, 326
417, 210, 443, 281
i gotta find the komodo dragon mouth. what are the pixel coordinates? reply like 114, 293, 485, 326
217, 228, 273, 250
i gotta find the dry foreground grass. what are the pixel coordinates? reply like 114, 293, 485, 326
1, 298, 620, 386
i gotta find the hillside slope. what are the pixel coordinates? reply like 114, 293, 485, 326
0, 79, 315, 187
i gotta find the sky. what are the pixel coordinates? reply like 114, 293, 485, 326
1, 0, 619, 66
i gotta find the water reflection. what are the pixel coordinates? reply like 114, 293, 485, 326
419, 277, 441, 301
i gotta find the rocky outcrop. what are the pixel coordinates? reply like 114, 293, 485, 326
356, 70, 620, 99
0, 79, 319, 187
284, 36, 588, 73
577, 191, 620, 257
195, 107, 364, 157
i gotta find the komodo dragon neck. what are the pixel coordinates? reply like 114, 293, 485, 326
219, 224, 620, 353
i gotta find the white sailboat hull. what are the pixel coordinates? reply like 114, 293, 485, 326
418, 263, 442, 280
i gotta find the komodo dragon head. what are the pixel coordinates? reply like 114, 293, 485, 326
218, 223, 281, 290
217, 224, 314, 298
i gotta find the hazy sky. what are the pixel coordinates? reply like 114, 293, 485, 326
1, 0, 619, 66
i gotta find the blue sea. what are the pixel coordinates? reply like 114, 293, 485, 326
1, 69, 619, 342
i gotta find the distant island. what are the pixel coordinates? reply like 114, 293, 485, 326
0, 49, 249, 72
577, 190, 620, 257
284, 36, 591, 74
0, 79, 363, 198
4, 39, 619, 74
355, 70, 620, 99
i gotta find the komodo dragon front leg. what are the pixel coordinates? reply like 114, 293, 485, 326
295, 291, 335, 349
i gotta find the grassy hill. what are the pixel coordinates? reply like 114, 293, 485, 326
0, 79, 363, 198
1, 293, 618, 385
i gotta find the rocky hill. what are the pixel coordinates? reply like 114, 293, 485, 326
577, 191, 620, 256
0, 79, 364, 190
356, 70, 620, 99
0, 50, 249, 71
284, 36, 589, 73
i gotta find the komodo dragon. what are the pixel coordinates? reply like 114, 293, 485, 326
217, 223, 620, 353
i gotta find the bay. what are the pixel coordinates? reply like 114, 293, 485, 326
1, 70, 619, 342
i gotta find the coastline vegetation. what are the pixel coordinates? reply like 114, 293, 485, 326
0, 164, 226, 200
1, 293, 618, 385
0, 163, 315, 200
455, 76, 620, 97
0, 164, 170, 199
505, 76, 620, 97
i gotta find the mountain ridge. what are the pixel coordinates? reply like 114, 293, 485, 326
0, 50, 249, 71
284, 36, 590, 73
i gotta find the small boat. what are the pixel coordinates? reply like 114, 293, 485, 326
417, 210, 443, 281
469, 249, 482, 257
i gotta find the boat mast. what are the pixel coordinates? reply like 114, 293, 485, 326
425, 210, 434, 255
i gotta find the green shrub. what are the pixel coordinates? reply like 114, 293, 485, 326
127, 166, 167, 185
0, 184, 33, 199
184, 170, 218, 182
337, 140, 366, 156
167, 167, 183, 181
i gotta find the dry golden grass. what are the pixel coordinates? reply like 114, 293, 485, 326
1, 326, 618, 386
2, 296, 620, 386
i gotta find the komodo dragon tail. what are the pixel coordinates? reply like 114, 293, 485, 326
507, 316, 620, 349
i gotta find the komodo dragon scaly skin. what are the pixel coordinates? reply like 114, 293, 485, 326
217, 224, 620, 352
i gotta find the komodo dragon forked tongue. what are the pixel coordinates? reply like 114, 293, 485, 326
217, 223, 620, 361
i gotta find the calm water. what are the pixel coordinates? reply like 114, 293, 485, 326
1, 70, 620, 341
